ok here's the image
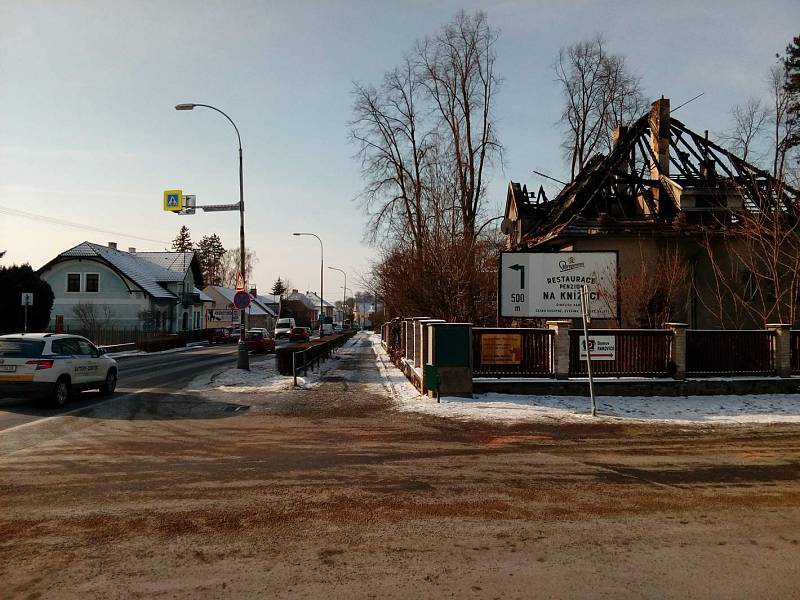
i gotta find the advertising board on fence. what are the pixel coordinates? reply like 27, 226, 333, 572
207, 309, 236, 322
579, 335, 616, 361
480, 333, 522, 365
499, 251, 617, 319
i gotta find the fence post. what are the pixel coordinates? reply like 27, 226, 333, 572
665, 323, 687, 379
546, 320, 572, 380
767, 323, 791, 377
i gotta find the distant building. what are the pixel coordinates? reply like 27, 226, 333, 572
38, 242, 210, 332
203, 286, 277, 332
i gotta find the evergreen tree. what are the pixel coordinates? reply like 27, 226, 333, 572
0, 265, 55, 334
196, 234, 226, 287
783, 34, 800, 151
171, 225, 193, 252
270, 277, 287, 298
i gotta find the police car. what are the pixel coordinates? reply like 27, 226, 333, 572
0, 333, 118, 407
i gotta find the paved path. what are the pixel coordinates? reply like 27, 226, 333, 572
1, 333, 800, 598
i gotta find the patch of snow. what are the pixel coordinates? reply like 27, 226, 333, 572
368, 333, 800, 426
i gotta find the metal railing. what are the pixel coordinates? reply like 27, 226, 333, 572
291, 332, 356, 385
569, 329, 674, 377
686, 330, 775, 376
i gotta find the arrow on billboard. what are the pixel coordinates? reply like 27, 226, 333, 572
509, 264, 525, 289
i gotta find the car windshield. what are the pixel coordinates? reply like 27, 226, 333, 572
245, 332, 262, 339
0, 339, 45, 358
277, 321, 292, 328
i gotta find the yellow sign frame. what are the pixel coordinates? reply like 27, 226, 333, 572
163, 189, 183, 212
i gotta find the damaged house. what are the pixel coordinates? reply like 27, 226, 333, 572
503, 98, 799, 329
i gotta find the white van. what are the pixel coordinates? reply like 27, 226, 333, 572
274, 318, 296, 340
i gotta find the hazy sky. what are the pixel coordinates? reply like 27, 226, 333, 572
1, 0, 797, 299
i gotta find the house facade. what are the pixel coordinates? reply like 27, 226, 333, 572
502, 98, 799, 329
38, 242, 210, 332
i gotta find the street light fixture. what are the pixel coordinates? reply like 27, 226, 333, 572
176, 102, 249, 370
292, 232, 324, 336
327, 266, 347, 326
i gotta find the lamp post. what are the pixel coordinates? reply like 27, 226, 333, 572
292, 232, 324, 336
175, 102, 249, 369
327, 266, 346, 326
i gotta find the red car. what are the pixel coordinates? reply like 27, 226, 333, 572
288, 327, 311, 343
208, 328, 232, 344
245, 330, 276, 354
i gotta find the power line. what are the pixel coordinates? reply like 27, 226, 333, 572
0, 204, 170, 245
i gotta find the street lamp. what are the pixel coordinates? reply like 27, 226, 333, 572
327, 266, 347, 326
176, 102, 249, 369
341, 285, 353, 327
293, 232, 324, 336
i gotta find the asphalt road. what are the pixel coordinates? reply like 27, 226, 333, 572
0, 342, 272, 433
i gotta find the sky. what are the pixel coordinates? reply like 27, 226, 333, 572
1, 0, 797, 301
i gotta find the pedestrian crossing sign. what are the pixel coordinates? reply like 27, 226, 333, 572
163, 189, 183, 212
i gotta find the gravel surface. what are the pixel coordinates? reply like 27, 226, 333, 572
1, 333, 800, 598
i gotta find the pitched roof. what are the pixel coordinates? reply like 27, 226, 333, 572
305, 291, 335, 308
57, 242, 184, 298
285, 290, 318, 310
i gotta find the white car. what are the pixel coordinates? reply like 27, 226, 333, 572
274, 318, 296, 340
0, 333, 118, 407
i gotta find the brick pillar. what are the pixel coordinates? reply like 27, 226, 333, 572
665, 323, 687, 380
767, 324, 791, 378
546, 320, 572, 380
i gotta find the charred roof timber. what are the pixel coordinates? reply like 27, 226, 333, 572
504, 97, 799, 249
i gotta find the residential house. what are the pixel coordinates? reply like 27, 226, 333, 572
38, 242, 211, 332
281, 289, 319, 328
203, 286, 277, 332
305, 291, 336, 322
502, 98, 798, 329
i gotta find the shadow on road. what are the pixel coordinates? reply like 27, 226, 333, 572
0, 390, 249, 423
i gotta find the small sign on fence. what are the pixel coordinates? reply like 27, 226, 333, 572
579, 335, 616, 361
480, 333, 522, 365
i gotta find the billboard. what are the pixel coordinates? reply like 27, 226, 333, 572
499, 251, 617, 319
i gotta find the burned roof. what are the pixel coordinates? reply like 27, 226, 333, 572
509, 99, 799, 249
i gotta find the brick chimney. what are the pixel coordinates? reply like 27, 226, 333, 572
249, 286, 257, 297
649, 97, 670, 212
128, 247, 136, 254
108, 242, 117, 249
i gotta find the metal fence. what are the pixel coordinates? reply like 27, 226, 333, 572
686, 330, 775, 376
568, 329, 674, 377
473, 328, 554, 377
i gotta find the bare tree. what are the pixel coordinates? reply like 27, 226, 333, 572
219, 247, 258, 288
554, 35, 646, 180
351, 11, 503, 322
72, 302, 114, 331
720, 98, 769, 164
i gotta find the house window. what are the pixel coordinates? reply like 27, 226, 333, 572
85, 274, 99, 293
67, 273, 81, 292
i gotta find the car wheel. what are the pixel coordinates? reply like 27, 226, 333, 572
100, 369, 117, 396
51, 377, 70, 407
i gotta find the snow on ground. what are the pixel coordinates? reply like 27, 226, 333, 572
189, 336, 362, 395
368, 333, 800, 426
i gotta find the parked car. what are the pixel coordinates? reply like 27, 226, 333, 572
274, 318, 296, 340
208, 328, 233, 344
245, 330, 276, 354
0, 333, 118, 407
288, 327, 311, 343
333, 323, 343, 333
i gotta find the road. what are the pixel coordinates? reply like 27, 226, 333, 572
0, 342, 271, 433
1, 333, 800, 597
